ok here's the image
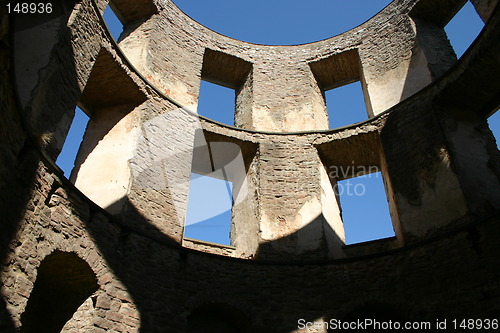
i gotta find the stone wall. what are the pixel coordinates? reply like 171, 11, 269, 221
1, 159, 499, 331
1, 0, 500, 331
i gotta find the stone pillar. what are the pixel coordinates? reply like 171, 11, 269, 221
119, 9, 203, 110
249, 63, 329, 132
234, 71, 254, 129
380, 100, 469, 240
362, 16, 457, 116
411, 18, 457, 79
437, 106, 500, 215
257, 140, 345, 260
241, 60, 342, 259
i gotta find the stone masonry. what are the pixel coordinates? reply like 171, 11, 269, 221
1, 0, 500, 332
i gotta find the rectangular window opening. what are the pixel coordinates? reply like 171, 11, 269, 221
309, 49, 372, 128
55, 106, 90, 179
199, 49, 252, 127
337, 171, 395, 245
444, 1, 484, 58
103, 3, 125, 41
197, 80, 236, 126
325, 81, 369, 129
184, 173, 233, 246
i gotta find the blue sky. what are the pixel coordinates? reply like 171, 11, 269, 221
173, 0, 394, 45
57, 1, 499, 246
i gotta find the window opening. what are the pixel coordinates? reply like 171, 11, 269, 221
197, 80, 236, 126
184, 173, 233, 245
488, 111, 500, 147
337, 171, 395, 244
55, 106, 89, 178
444, 1, 484, 58
103, 3, 124, 41
325, 81, 369, 128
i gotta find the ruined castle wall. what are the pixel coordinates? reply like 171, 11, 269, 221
1, 160, 500, 331
120, 0, 433, 129
2, 0, 500, 331
9, 0, 499, 258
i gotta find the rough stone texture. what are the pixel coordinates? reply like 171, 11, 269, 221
471, 0, 500, 21
72, 103, 141, 214
182, 239, 237, 258
2, 0, 500, 331
60, 296, 97, 332
409, 0, 468, 27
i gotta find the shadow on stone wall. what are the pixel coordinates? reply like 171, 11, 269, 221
19, 251, 99, 333
0, 2, 79, 331
256, 214, 345, 261
3, 1, 500, 332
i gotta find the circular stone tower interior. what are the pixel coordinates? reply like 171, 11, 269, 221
2, 0, 500, 332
